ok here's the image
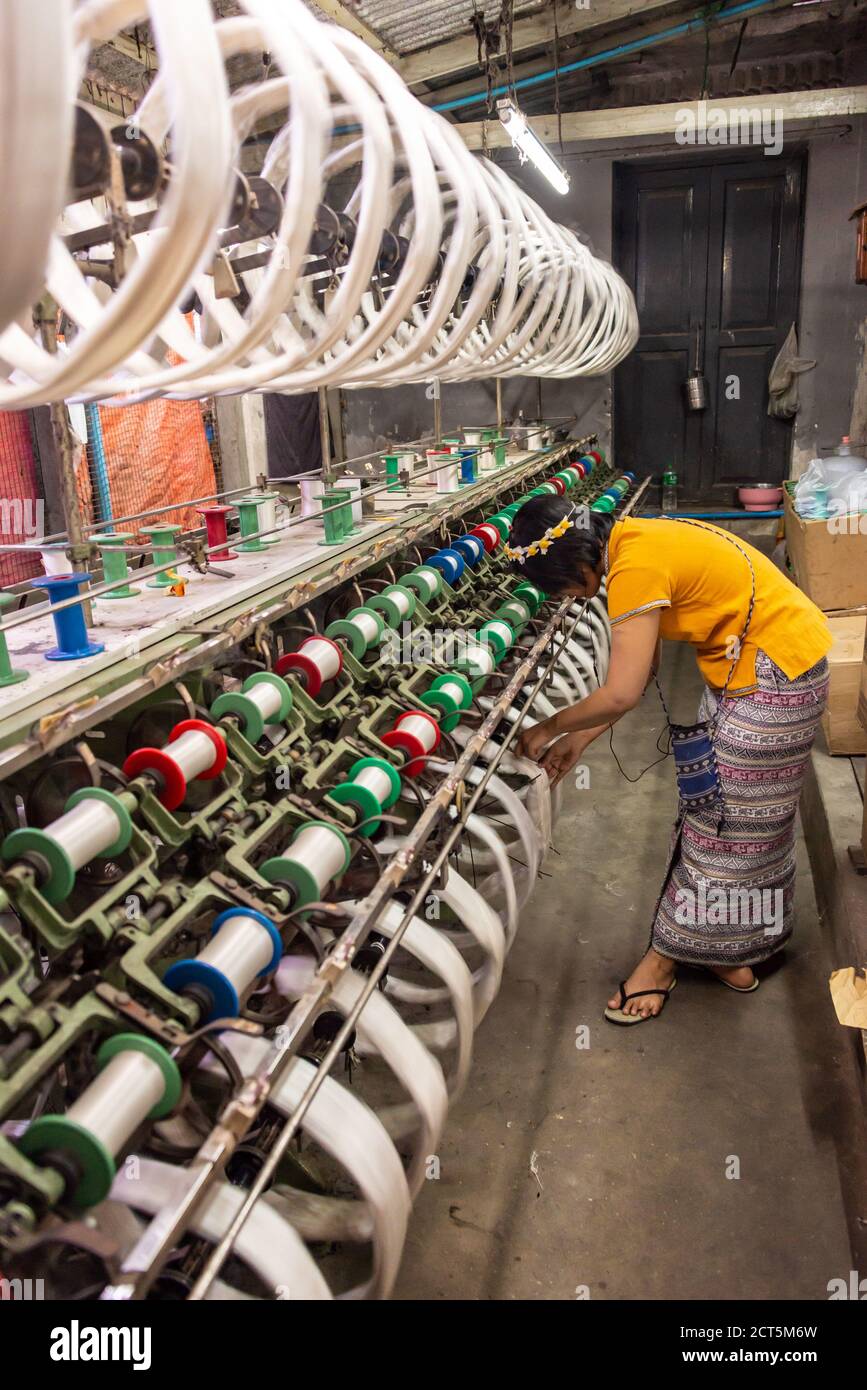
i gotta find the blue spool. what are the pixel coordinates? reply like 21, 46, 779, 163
458, 449, 477, 485
34, 573, 104, 661
622, 470, 637, 483
428, 548, 465, 583
164, 908, 282, 1023
452, 535, 484, 568
579, 456, 595, 473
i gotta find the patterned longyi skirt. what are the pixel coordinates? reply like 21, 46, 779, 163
651, 651, 829, 967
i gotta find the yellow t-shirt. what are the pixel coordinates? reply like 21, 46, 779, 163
605, 517, 832, 693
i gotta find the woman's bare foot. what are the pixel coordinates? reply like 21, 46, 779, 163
706, 964, 756, 990
607, 947, 676, 1019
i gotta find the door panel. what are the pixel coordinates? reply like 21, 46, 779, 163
613, 165, 710, 485
614, 155, 804, 500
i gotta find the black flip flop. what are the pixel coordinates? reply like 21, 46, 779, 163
604, 976, 677, 1025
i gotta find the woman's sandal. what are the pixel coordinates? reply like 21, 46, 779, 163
604, 976, 677, 1025
702, 966, 759, 993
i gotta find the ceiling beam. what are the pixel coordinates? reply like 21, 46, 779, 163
314, 0, 402, 65
422, 0, 796, 110
452, 84, 867, 148
399, 0, 691, 88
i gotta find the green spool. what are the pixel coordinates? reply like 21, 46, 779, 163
513, 581, 546, 613
91, 532, 140, 598
330, 756, 401, 835
260, 820, 352, 908
210, 671, 293, 744
0, 594, 27, 687
403, 566, 443, 602
325, 605, 385, 658
493, 437, 508, 467
142, 524, 182, 587
19, 1033, 180, 1210
236, 498, 268, 552
318, 489, 352, 545
591, 496, 616, 514
2, 787, 133, 906
368, 583, 416, 628
421, 670, 473, 732
382, 454, 406, 494
486, 515, 511, 539
496, 599, 531, 629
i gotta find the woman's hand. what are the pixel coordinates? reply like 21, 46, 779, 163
538, 731, 593, 787
516, 718, 556, 763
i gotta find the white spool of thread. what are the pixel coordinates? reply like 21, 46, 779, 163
463, 642, 495, 678
258, 494, 278, 540
198, 911, 276, 988
500, 600, 531, 625
40, 546, 73, 576
386, 587, 412, 619
527, 427, 544, 450
483, 620, 514, 650
47, 798, 123, 872
342, 476, 364, 524
299, 479, 325, 523
66, 1051, 166, 1158
436, 459, 460, 494
478, 446, 495, 472
287, 823, 348, 895
353, 764, 394, 804
436, 679, 466, 709
412, 567, 441, 600
464, 429, 484, 445
350, 610, 381, 646
298, 636, 341, 683
244, 679, 284, 723
397, 714, 438, 752
168, 728, 220, 782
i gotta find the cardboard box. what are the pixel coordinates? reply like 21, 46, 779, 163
822, 609, 867, 755
783, 484, 867, 612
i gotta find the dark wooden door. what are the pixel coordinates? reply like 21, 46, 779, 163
613, 155, 804, 499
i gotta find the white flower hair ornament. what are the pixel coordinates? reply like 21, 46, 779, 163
503, 510, 577, 566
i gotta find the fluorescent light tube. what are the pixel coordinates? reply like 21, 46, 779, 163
497, 99, 570, 195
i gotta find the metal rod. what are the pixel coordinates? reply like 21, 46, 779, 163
496, 378, 504, 434
318, 387, 334, 487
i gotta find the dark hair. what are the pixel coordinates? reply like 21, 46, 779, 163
507, 496, 614, 594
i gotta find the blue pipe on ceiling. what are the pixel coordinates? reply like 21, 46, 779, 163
431, 0, 782, 116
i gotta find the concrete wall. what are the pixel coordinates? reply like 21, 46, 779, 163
795, 116, 867, 475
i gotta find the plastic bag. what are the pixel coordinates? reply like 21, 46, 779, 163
768, 324, 816, 420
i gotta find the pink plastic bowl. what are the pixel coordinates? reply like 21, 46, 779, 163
738, 485, 783, 512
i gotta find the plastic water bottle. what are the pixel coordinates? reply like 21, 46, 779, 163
662, 469, 678, 513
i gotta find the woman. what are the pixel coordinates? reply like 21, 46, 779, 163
509, 495, 831, 1025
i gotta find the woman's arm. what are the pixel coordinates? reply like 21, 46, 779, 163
518, 610, 660, 760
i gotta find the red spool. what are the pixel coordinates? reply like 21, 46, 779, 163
470, 523, 499, 553
381, 709, 441, 778
275, 635, 343, 698
196, 505, 237, 561
169, 719, 228, 781
123, 718, 227, 811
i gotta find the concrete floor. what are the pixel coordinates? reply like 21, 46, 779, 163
395, 640, 854, 1300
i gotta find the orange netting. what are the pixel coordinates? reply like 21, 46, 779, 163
93, 396, 219, 538
0, 411, 42, 588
